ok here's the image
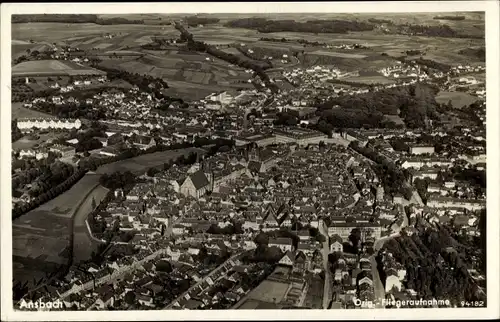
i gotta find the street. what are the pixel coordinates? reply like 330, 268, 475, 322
369, 205, 408, 309
319, 221, 331, 309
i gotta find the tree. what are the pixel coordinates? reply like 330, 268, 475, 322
254, 232, 269, 246
316, 234, 327, 243
155, 260, 173, 273
348, 228, 362, 252
124, 291, 136, 305
91, 196, 97, 210
146, 167, 159, 177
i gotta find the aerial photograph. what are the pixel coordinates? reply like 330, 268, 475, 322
10, 11, 486, 311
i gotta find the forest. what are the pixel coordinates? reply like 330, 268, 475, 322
379, 219, 486, 306
368, 18, 394, 24
394, 23, 482, 39
316, 83, 440, 129
12, 14, 144, 25
184, 15, 220, 26
224, 18, 374, 34
433, 15, 466, 21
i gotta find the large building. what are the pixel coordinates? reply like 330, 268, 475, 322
274, 127, 327, 146
235, 133, 276, 147
327, 221, 382, 241
426, 196, 486, 211
17, 118, 82, 131
49, 144, 76, 158
180, 170, 213, 199
410, 145, 435, 155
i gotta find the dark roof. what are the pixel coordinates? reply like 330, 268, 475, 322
330, 234, 343, 244
269, 237, 293, 245
132, 135, 154, 145
190, 170, 210, 190
260, 148, 276, 162
247, 161, 262, 173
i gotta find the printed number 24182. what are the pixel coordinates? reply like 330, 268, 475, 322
461, 301, 485, 307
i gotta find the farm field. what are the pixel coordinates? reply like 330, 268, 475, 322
95, 147, 206, 174
435, 91, 479, 108
12, 59, 106, 77
12, 174, 102, 285
96, 49, 252, 101
12, 20, 485, 92
310, 50, 368, 59
342, 75, 396, 85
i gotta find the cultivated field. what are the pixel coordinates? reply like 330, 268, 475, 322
12, 173, 102, 285
310, 50, 368, 59
435, 91, 479, 108
12, 17, 484, 100
12, 59, 106, 77
342, 75, 396, 85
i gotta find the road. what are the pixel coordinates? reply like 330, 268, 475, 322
347, 146, 424, 207
318, 221, 331, 309
369, 205, 409, 309
163, 250, 251, 309
72, 183, 109, 263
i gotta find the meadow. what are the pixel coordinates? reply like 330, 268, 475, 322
342, 75, 396, 85
12, 173, 102, 285
435, 91, 479, 109
12, 59, 106, 77
95, 147, 205, 174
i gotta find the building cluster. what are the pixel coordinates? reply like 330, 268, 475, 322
379, 63, 436, 80
24, 141, 412, 310
16, 118, 82, 131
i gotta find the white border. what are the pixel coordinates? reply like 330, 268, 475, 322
1, 2, 499, 321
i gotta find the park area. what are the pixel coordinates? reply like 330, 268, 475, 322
435, 91, 479, 109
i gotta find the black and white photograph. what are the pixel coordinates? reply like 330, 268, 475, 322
1, 1, 499, 320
